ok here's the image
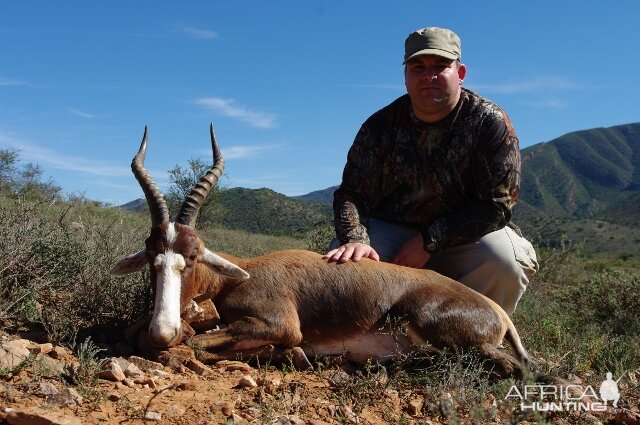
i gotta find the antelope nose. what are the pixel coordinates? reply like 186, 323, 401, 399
148, 325, 180, 348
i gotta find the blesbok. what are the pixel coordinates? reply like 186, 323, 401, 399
111, 125, 542, 379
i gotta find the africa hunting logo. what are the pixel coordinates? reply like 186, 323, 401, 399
505, 372, 623, 412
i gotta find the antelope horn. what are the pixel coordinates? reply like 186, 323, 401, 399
132, 126, 170, 226
175, 123, 224, 228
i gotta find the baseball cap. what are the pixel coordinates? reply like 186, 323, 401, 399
403, 27, 461, 64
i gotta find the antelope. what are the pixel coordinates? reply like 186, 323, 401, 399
111, 125, 546, 380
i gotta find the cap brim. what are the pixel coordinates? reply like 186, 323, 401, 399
403, 48, 458, 64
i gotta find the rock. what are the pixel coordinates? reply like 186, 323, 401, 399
257, 377, 282, 395
185, 358, 213, 376
4, 408, 82, 425
215, 360, 253, 373
165, 404, 186, 418
340, 405, 359, 423
0, 339, 31, 369
123, 362, 144, 379
99, 359, 126, 382
237, 375, 258, 389
27, 343, 53, 356
144, 410, 162, 421
230, 413, 245, 424
150, 368, 171, 378
48, 346, 71, 360
127, 355, 163, 372
181, 300, 205, 323
176, 381, 197, 391
134, 376, 157, 389
407, 397, 424, 416
36, 382, 59, 398
188, 298, 221, 330
212, 401, 235, 416
323, 368, 352, 386
48, 387, 83, 407
439, 392, 454, 417
277, 415, 305, 425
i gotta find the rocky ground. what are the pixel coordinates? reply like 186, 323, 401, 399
2, 333, 640, 425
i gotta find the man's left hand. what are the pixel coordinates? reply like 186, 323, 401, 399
392, 234, 431, 268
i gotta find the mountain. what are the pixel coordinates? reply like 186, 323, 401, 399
292, 186, 338, 203
519, 122, 640, 219
217, 188, 331, 235
118, 123, 640, 254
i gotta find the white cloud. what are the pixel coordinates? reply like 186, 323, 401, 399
181, 26, 218, 39
3, 140, 130, 178
222, 143, 286, 159
520, 98, 569, 110
66, 107, 95, 118
0, 77, 27, 87
196, 97, 277, 128
468, 76, 577, 94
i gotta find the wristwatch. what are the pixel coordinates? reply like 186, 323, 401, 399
423, 231, 439, 253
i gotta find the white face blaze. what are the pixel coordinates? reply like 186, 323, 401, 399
148, 223, 185, 346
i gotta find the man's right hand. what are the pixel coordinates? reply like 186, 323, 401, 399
323, 242, 381, 263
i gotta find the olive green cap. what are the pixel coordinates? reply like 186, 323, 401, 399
403, 27, 461, 63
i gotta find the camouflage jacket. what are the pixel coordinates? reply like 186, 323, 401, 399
333, 88, 521, 250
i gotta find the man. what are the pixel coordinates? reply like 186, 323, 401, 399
325, 27, 538, 314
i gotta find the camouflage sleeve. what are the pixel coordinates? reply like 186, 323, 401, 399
332, 125, 382, 245
426, 108, 521, 249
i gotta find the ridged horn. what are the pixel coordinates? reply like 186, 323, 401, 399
175, 123, 224, 228
132, 126, 170, 226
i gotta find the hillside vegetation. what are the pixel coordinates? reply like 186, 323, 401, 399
1, 144, 639, 423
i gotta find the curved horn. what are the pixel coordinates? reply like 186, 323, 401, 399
132, 126, 170, 226
175, 123, 224, 227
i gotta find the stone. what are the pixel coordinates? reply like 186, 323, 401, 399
237, 375, 258, 389
164, 404, 186, 418
144, 410, 162, 421
215, 360, 253, 373
48, 387, 83, 407
408, 397, 424, 416
0, 339, 31, 369
123, 362, 144, 379
185, 358, 213, 376
134, 376, 157, 389
188, 298, 221, 330
127, 355, 163, 372
212, 401, 235, 416
4, 408, 82, 425
439, 392, 454, 417
27, 343, 53, 356
36, 382, 59, 398
176, 381, 197, 391
277, 415, 305, 425
150, 368, 171, 378
99, 359, 126, 382
230, 413, 245, 424
48, 346, 71, 360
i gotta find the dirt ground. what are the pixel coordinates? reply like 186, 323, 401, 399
1, 331, 639, 425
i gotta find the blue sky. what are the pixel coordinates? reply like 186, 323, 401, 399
1, 1, 639, 205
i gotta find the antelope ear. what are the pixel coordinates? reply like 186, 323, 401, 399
111, 251, 148, 276
202, 249, 250, 280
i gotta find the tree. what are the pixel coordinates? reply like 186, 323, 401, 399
165, 158, 225, 227
0, 148, 62, 201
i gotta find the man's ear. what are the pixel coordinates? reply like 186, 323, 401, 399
457, 62, 467, 83
111, 251, 148, 276
201, 249, 250, 280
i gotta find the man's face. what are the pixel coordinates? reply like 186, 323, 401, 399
404, 55, 466, 121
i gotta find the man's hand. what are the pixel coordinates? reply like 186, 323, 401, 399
392, 234, 431, 269
324, 242, 380, 263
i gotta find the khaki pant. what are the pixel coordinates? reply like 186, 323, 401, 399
330, 218, 538, 315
